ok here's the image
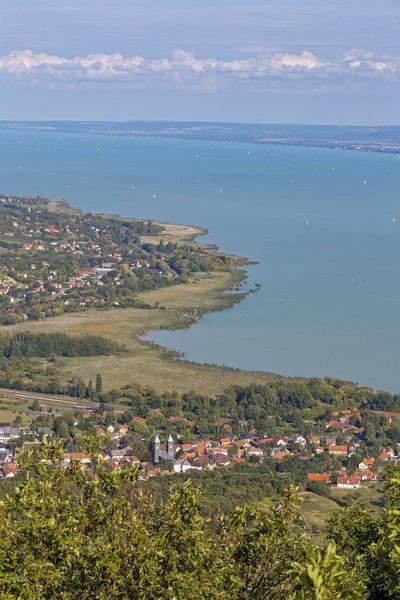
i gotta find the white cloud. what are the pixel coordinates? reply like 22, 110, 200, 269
343, 50, 397, 73
0, 48, 397, 88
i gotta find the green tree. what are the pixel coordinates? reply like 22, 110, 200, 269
96, 373, 103, 395
13, 415, 23, 426
30, 398, 40, 412
87, 379, 93, 399
77, 378, 86, 399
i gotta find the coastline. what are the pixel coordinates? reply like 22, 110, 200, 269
2, 121, 400, 155
7, 198, 276, 395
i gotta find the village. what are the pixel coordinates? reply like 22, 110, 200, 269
0, 194, 214, 325
0, 399, 398, 497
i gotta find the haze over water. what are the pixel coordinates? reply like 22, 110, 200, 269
1, 129, 400, 390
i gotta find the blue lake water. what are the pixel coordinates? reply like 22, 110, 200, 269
1, 130, 400, 390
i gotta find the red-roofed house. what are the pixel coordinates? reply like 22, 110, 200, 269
308, 436, 320, 445
272, 436, 288, 446
337, 476, 361, 489
2, 463, 17, 478
220, 438, 231, 448
354, 470, 377, 481
328, 445, 348, 455
358, 458, 375, 469
307, 472, 331, 483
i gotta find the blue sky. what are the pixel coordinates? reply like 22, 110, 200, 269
0, 0, 399, 124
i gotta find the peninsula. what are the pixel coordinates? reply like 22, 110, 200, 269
0, 193, 271, 396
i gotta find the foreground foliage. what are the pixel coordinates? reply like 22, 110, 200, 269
0, 444, 399, 598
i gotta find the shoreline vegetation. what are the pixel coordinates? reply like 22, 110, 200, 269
1, 194, 275, 396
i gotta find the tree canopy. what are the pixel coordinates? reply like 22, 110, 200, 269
0, 442, 399, 598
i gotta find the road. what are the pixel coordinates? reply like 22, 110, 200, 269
0, 387, 99, 407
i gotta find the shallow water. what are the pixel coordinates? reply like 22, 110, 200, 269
1, 130, 400, 390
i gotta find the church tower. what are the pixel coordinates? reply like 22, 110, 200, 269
152, 434, 160, 464
167, 434, 174, 458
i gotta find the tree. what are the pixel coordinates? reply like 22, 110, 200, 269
87, 379, 93, 399
1, 442, 400, 598
77, 378, 86, 399
95, 373, 103, 395
30, 398, 40, 412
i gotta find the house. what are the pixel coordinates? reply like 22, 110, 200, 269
237, 439, 252, 449
292, 435, 306, 445
63, 453, 91, 464
271, 436, 288, 447
358, 458, 375, 470
0, 449, 13, 464
121, 455, 140, 466
337, 476, 361, 489
327, 421, 363, 434
219, 437, 231, 448
107, 448, 130, 460
173, 459, 193, 473
191, 455, 209, 469
307, 472, 331, 483
246, 446, 264, 457
377, 447, 396, 462
354, 470, 377, 481
308, 436, 320, 445
145, 467, 161, 479
36, 427, 52, 438
212, 453, 231, 466
378, 450, 392, 462
0, 423, 20, 442
328, 445, 348, 455
2, 463, 17, 478
326, 436, 337, 446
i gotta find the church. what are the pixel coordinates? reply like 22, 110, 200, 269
152, 433, 175, 464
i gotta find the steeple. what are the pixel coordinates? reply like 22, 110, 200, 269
152, 434, 160, 464
167, 434, 174, 458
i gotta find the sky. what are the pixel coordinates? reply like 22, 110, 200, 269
0, 0, 399, 124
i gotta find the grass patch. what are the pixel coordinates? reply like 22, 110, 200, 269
299, 492, 340, 532
0, 407, 32, 425
330, 484, 384, 515
7, 271, 279, 396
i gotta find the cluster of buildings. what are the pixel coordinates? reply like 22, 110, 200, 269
0, 196, 169, 320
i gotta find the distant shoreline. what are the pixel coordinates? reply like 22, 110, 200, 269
1, 120, 400, 155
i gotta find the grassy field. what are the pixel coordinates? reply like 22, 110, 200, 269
7, 270, 279, 396
299, 484, 385, 533
299, 492, 340, 531
0, 408, 32, 425
330, 483, 384, 515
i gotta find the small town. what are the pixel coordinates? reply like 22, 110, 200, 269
0, 194, 231, 326
1, 394, 398, 510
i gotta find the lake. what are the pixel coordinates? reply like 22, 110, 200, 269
1, 129, 400, 390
